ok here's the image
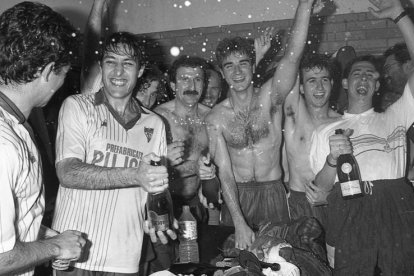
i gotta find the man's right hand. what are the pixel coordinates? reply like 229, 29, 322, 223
135, 153, 169, 193
48, 230, 86, 261
235, 222, 255, 250
328, 128, 353, 161
167, 141, 185, 166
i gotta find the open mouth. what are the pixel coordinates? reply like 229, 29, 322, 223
313, 92, 325, 99
110, 78, 127, 87
356, 85, 368, 94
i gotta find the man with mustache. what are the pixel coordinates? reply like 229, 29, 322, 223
152, 56, 217, 270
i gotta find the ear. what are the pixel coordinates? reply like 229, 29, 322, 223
375, 79, 380, 91
138, 66, 145, 78
170, 81, 176, 92
342, 78, 348, 90
403, 60, 414, 75
219, 68, 225, 79
299, 84, 304, 95
40, 62, 55, 82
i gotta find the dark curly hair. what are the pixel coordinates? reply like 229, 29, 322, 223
299, 53, 335, 84
0, 1, 79, 85
215, 37, 255, 68
99, 32, 145, 67
168, 55, 207, 85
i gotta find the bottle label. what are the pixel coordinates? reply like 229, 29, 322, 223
340, 180, 362, 196
179, 221, 197, 240
148, 210, 169, 232
341, 162, 352, 174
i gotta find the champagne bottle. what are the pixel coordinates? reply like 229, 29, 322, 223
147, 160, 174, 231
335, 129, 364, 199
201, 159, 221, 225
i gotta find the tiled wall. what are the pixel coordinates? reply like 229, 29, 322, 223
139, 11, 403, 68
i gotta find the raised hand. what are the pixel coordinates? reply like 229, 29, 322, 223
312, 0, 326, 14
368, 0, 404, 20
255, 26, 274, 65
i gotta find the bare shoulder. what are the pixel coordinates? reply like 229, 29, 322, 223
154, 101, 174, 117
205, 99, 231, 125
198, 103, 212, 119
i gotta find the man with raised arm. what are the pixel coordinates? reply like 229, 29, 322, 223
0, 2, 86, 275
284, 53, 341, 222
206, 0, 322, 250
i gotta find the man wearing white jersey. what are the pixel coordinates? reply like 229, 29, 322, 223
0, 2, 86, 276
52, 32, 175, 276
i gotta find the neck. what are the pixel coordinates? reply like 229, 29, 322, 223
347, 97, 372, 114
307, 103, 331, 122
0, 84, 36, 119
174, 99, 199, 118
229, 87, 252, 111
104, 91, 132, 117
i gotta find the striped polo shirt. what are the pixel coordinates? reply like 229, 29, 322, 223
0, 92, 44, 276
52, 90, 167, 273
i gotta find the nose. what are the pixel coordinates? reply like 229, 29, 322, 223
234, 64, 242, 74
316, 80, 323, 90
114, 63, 124, 76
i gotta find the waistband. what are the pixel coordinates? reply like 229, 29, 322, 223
236, 179, 283, 188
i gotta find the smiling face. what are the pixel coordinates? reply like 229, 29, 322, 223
101, 44, 142, 101
136, 80, 159, 109
171, 66, 204, 107
343, 61, 380, 103
201, 69, 222, 107
220, 52, 253, 93
300, 67, 332, 109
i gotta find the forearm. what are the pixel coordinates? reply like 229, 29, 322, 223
219, 173, 247, 225
81, 0, 107, 90
57, 158, 137, 190
395, 15, 414, 61
0, 240, 58, 275
314, 155, 337, 191
284, 1, 312, 63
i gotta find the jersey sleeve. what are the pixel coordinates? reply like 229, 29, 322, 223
55, 96, 88, 164
0, 144, 19, 253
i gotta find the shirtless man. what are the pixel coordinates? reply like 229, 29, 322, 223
155, 56, 215, 216
206, 0, 322, 250
284, 53, 341, 223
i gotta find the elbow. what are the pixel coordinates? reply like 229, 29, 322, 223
56, 159, 79, 189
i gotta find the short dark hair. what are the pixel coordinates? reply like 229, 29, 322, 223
299, 53, 334, 84
384, 42, 410, 65
0, 1, 79, 85
100, 32, 144, 67
215, 37, 255, 68
343, 55, 381, 79
168, 55, 207, 84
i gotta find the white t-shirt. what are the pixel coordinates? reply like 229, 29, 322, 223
0, 101, 44, 276
310, 83, 414, 181
52, 91, 167, 273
